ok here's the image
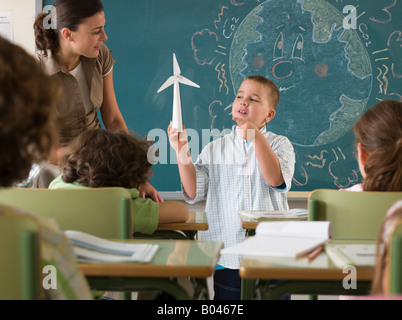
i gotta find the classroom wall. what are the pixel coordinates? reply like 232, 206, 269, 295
0, 0, 41, 54
29, 1, 402, 196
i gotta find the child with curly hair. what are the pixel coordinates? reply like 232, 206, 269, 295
49, 128, 189, 234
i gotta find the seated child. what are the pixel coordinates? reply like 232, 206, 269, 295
49, 128, 189, 234
344, 99, 402, 192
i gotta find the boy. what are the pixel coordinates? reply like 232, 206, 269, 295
168, 75, 295, 299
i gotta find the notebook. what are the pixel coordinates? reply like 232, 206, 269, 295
325, 243, 376, 268
221, 221, 332, 258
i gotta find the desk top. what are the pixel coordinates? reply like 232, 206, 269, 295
157, 211, 208, 231
287, 191, 311, 200
239, 240, 375, 281
239, 212, 307, 230
80, 239, 222, 278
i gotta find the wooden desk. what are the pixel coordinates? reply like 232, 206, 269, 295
80, 239, 222, 300
240, 240, 375, 300
239, 212, 307, 236
143, 211, 209, 240
287, 191, 310, 201
157, 211, 208, 231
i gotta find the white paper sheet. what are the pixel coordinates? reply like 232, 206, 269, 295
0, 12, 13, 42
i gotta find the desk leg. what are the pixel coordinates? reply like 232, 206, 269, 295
245, 229, 256, 237
241, 279, 255, 300
122, 292, 131, 300
183, 230, 197, 240
87, 277, 192, 300
261, 280, 371, 300
192, 278, 209, 300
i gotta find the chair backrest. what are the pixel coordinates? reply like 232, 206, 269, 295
0, 188, 133, 239
0, 212, 41, 300
308, 189, 402, 240
390, 220, 402, 294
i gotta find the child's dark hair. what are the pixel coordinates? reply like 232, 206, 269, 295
60, 129, 152, 189
34, 0, 104, 56
0, 37, 61, 187
353, 99, 402, 191
245, 75, 280, 109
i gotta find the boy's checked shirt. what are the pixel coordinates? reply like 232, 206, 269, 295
183, 125, 295, 269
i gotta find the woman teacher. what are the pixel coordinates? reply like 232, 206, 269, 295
33, 0, 162, 202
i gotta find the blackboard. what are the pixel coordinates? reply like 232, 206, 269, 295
43, 0, 402, 192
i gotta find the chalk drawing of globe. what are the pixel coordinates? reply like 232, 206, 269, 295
230, 0, 373, 147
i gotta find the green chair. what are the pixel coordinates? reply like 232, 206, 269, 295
0, 188, 133, 239
0, 188, 133, 300
306, 189, 402, 299
0, 188, 196, 299
243, 190, 402, 300
0, 212, 41, 300
389, 219, 402, 294
308, 189, 402, 240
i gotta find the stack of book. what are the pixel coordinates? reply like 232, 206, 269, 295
65, 230, 158, 263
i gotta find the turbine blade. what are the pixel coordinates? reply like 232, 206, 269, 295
157, 76, 175, 93
178, 75, 200, 88
173, 53, 181, 76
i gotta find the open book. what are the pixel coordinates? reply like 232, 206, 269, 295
221, 221, 332, 258
65, 230, 158, 263
325, 243, 376, 268
239, 208, 308, 221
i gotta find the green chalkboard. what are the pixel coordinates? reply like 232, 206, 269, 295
43, 0, 402, 192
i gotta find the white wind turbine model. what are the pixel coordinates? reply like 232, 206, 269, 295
157, 53, 200, 133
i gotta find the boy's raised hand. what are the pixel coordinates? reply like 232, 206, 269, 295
168, 123, 189, 153
233, 116, 258, 142
168, 123, 193, 167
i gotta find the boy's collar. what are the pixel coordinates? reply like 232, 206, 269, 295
232, 124, 267, 138
233, 124, 267, 132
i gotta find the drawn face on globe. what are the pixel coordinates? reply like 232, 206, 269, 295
230, 0, 372, 147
